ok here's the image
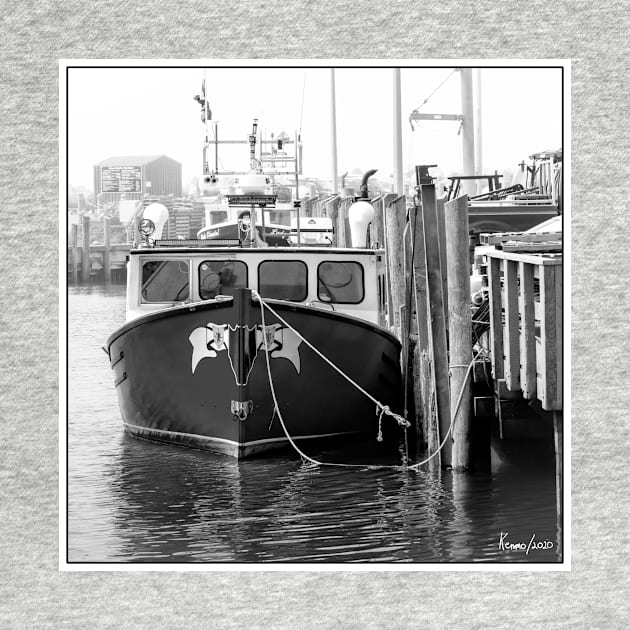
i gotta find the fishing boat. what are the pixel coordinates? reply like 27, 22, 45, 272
105, 99, 405, 458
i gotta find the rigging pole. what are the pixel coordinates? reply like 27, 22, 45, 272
393, 68, 404, 195
330, 68, 339, 194
459, 68, 476, 195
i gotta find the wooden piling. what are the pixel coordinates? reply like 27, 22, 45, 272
436, 196, 449, 324
519, 262, 536, 399
336, 197, 352, 249
385, 196, 407, 335
421, 183, 452, 466
81, 214, 90, 283
488, 257, 504, 380
103, 216, 112, 283
370, 196, 384, 249
409, 202, 438, 465
70, 224, 78, 283
444, 194, 472, 471
376, 193, 397, 250
540, 264, 562, 410
325, 196, 340, 246
503, 259, 520, 391
381, 193, 399, 322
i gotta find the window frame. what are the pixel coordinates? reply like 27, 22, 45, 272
317, 260, 365, 305
198, 259, 249, 301
257, 259, 309, 302
140, 258, 191, 304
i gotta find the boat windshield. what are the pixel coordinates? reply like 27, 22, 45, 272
258, 260, 307, 301
199, 260, 248, 299
317, 261, 364, 304
141, 260, 189, 303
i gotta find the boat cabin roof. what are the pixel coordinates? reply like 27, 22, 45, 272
130, 245, 380, 256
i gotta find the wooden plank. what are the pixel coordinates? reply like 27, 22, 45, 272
539, 265, 558, 410
481, 231, 562, 245
486, 249, 562, 266
503, 259, 520, 391
498, 241, 562, 253
519, 261, 537, 399
488, 257, 504, 380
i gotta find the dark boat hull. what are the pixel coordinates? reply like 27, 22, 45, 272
106, 289, 403, 458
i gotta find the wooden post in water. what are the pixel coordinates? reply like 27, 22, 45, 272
444, 194, 472, 471
436, 196, 449, 325
103, 215, 112, 283
70, 223, 78, 284
409, 202, 439, 466
421, 182, 452, 466
385, 196, 407, 335
81, 214, 90, 283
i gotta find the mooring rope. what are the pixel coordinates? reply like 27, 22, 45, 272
252, 291, 478, 471
253, 291, 409, 430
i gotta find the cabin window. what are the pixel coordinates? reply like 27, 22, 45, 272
199, 260, 248, 299
258, 260, 307, 301
208, 210, 228, 225
317, 261, 364, 304
141, 260, 189, 303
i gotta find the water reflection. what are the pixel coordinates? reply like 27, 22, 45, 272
99, 435, 560, 563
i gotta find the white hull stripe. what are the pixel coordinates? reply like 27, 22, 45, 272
122, 421, 359, 448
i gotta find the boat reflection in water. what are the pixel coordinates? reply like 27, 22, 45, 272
104, 434, 560, 563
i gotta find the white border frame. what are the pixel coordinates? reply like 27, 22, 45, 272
60, 58, 570, 572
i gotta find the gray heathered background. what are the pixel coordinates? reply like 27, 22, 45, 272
0, 0, 627, 627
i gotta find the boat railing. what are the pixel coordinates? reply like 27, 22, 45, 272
153, 238, 242, 248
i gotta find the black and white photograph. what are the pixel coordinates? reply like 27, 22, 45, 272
62, 61, 567, 567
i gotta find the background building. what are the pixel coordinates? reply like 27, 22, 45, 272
93, 155, 182, 205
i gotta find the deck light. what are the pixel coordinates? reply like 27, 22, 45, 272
138, 218, 155, 237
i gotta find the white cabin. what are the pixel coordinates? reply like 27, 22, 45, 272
126, 246, 389, 328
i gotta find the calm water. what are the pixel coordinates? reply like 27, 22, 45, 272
67, 285, 562, 564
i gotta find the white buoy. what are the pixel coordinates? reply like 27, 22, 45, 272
348, 200, 374, 248
143, 203, 169, 240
